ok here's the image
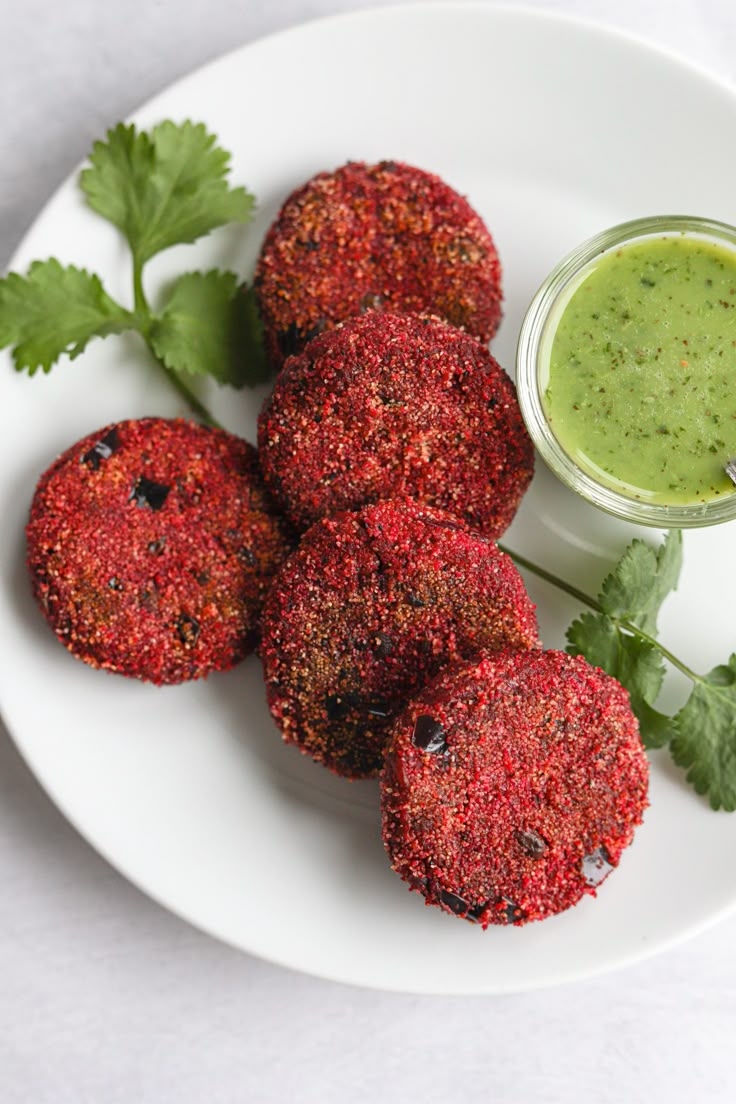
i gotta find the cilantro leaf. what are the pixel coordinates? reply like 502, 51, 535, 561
0, 259, 132, 374
598, 529, 683, 634
565, 532, 682, 748
234, 284, 272, 386
5, 119, 264, 423
149, 272, 269, 388
509, 530, 734, 810
567, 610, 671, 748
80, 121, 255, 264
670, 656, 736, 811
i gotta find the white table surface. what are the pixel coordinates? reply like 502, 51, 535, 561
2, 1, 736, 1100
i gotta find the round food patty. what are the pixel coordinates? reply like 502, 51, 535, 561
254, 160, 503, 370
27, 418, 290, 684
258, 312, 534, 537
381, 650, 649, 926
260, 499, 539, 778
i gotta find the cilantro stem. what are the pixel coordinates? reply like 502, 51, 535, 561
617, 621, 702, 684
132, 254, 147, 318
498, 541, 703, 684
131, 254, 223, 430
156, 362, 223, 429
497, 544, 602, 613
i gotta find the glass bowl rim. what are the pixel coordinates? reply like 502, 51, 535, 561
515, 214, 736, 528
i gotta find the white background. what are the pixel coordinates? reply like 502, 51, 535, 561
2, 1, 736, 1100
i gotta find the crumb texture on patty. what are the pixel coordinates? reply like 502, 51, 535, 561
260, 499, 539, 779
254, 160, 503, 369
381, 649, 649, 926
258, 312, 534, 537
26, 417, 290, 684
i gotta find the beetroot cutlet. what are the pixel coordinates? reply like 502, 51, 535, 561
381, 650, 649, 927
258, 312, 534, 538
26, 418, 290, 685
260, 499, 539, 779
254, 160, 503, 370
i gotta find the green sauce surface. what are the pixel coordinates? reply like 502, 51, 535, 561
544, 235, 736, 504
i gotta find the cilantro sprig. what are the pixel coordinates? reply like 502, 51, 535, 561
0, 120, 270, 423
501, 531, 736, 812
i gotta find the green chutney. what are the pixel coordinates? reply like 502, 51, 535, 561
543, 235, 736, 504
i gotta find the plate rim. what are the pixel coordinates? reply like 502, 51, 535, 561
2, 0, 736, 995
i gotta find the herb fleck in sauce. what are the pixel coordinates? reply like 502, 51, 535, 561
544, 235, 736, 504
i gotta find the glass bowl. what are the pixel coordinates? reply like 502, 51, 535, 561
516, 215, 736, 528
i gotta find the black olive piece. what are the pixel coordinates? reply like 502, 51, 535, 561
325, 694, 348, 721
406, 593, 425, 608
81, 427, 120, 469
502, 899, 525, 924
514, 828, 548, 859
364, 700, 391, 718
238, 547, 256, 567
582, 845, 614, 887
176, 615, 200, 647
108, 577, 124, 591
325, 692, 390, 722
466, 901, 490, 923
130, 476, 170, 511
325, 692, 359, 721
439, 889, 469, 915
411, 716, 448, 755
148, 538, 166, 555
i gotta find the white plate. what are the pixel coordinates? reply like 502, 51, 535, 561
2, 3, 736, 995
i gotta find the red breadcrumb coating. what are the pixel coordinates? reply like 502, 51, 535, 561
381, 650, 649, 927
260, 499, 539, 779
258, 312, 534, 538
254, 160, 503, 370
26, 418, 290, 685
